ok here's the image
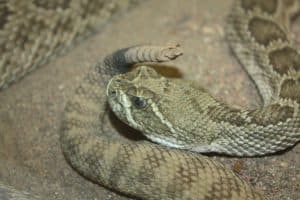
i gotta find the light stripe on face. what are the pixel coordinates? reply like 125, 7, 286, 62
119, 90, 142, 130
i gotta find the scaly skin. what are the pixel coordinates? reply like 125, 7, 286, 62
107, 0, 300, 156
1, 0, 299, 199
61, 45, 265, 200
0, 0, 139, 89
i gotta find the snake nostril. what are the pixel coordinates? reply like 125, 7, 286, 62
109, 89, 117, 97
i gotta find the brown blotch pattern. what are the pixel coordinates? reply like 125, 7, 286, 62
33, 0, 71, 10
0, 2, 10, 56
280, 78, 300, 103
241, 0, 277, 14
80, 1, 106, 18
248, 104, 294, 126
0, 2, 12, 29
269, 47, 300, 75
109, 145, 135, 187
175, 166, 196, 186
144, 148, 165, 169
207, 182, 233, 199
4, 14, 49, 54
183, 88, 191, 95
207, 104, 247, 126
136, 148, 166, 187
163, 86, 170, 93
190, 97, 206, 114
166, 156, 199, 198
248, 17, 287, 46
209, 102, 294, 126
52, 16, 76, 35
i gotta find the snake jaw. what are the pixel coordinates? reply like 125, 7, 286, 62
107, 74, 143, 131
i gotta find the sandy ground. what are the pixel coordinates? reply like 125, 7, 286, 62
0, 0, 299, 199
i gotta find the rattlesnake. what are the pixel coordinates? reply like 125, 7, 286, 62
1, 0, 300, 200
106, 1, 300, 157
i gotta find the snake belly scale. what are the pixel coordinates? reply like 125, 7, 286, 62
1, 0, 300, 200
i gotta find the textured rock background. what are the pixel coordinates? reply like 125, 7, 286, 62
0, 0, 299, 199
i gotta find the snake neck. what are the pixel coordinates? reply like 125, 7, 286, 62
125, 78, 300, 156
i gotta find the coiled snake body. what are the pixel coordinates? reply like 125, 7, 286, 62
1, 0, 300, 199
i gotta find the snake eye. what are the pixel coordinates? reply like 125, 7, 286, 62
131, 96, 147, 109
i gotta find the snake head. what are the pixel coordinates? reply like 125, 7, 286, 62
107, 65, 214, 148
106, 66, 169, 133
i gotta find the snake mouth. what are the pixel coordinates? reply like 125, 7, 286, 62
106, 77, 125, 106
106, 77, 117, 97
145, 133, 187, 149
106, 77, 141, 130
